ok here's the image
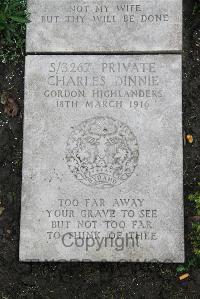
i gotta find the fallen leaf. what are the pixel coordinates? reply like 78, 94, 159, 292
0, 207, 5, 217
186, 134, 193, 144
188, 216, 200, 222
0, 91, 8, 105
179, 273, 190, 281
4, 96, 19, 117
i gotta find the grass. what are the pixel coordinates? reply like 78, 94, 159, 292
0, 0, 28, 64
189, 191, 200, 257
177, 188, 200, 273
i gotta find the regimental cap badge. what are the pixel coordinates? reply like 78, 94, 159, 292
66, 116, 139, 188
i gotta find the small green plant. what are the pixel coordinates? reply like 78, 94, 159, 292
189, 190, 200, 257
0, 0, 28, 63
188, 191, 200, 215
191, 222, 200, 256
176, 256, 199, 274
193, 2, 200, 14
176, 189, 200, 274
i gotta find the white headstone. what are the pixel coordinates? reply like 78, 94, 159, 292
26, 0, 182, 53
20, 54, 184, 262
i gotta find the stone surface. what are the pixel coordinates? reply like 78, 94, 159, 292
20, 54, 184, 262
26, 0, 182, 53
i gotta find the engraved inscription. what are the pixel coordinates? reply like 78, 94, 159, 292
26, 0, 182, 52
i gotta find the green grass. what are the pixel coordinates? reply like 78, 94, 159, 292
189, 190, 200, 257
0, 0, 28, 64
176, 189, 200, 273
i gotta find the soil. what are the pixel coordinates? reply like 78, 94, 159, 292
0, 1, 200, 298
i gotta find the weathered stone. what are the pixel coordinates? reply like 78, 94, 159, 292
26, 0, 182, 53
20, 55, 184, 262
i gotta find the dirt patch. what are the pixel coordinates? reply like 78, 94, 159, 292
0, 1, 200, 298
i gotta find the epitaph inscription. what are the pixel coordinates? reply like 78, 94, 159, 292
26, 0, 182, 52
20, 55, 184, 262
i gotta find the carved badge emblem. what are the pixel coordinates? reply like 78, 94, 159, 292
66, 116, 139, 188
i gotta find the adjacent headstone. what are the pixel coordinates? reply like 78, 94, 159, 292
20, 54, 184, 262
26, 0, 182, 53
